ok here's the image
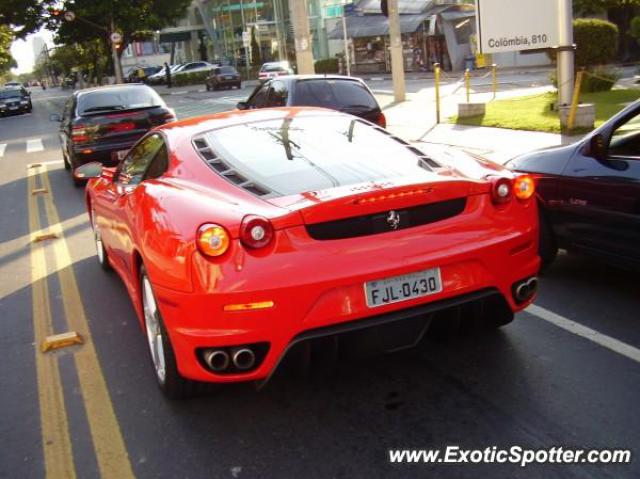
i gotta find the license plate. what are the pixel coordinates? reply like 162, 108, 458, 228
9, 106, 18, 110
113, 149, 128, 161
365, 268, 442, 308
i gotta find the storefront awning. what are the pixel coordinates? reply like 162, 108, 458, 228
327, 14, 429, 40
439, 10, 476, 22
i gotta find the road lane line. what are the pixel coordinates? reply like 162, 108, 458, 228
527, 304, 640, 364
28, 167, 77, 479
40, 167, 135, 479
0, 143, 6, 157
27, 138, 45, 153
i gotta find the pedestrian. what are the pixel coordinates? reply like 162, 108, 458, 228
136, 67, 147, 83
164, 62, 172, 89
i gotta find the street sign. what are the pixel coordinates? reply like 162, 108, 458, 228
475, 0, 559, 53
110, 32, 123, 44
242, 31, 250, 47
63, 11, 75, 22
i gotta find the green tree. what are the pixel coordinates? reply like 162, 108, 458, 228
50, 0, 192, 60
630, 15, 640, 44
574, 18, 619, 67
0, 26, 16, 77
0, 0, 56, 38
250, 26, 262, 67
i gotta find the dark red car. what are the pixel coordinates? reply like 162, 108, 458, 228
77, 107, 539, 398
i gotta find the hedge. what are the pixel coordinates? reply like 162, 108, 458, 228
172, 71, 209, 87
315, 58, 339, 74
573, 18, 619, 68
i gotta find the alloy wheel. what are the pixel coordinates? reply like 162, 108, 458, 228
142, 274, 166, 384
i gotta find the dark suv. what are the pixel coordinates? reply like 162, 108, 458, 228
52, 84, 175, 185
237, 75, 386, 127
0, 87, 32, 116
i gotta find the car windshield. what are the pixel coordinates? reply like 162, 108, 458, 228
197, 112, 433, 197
77, 87, 164, 114
294, 80, 378, 111
262, 64, 286, 72
0, 89, 23, 99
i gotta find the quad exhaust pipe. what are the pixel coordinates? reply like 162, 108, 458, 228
513, 276, 538, 303
203, 350, 230, 372
202, 347, 257, 372
231, 348, 256, 370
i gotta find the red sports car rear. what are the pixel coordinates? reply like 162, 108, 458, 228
82, 107, 539, 398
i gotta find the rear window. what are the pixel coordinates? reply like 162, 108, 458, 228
262, 64, 286, 72
294, 80, 377, 111
77, 87, 164, 115
195, 112, 433, 197
219, 66, 237, 74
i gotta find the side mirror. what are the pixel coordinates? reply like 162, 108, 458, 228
74, 162, 103, 181
236, 101, 248, 110
588, 134, 607, 162
49, 113, 61, 122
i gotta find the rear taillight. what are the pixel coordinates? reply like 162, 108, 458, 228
489, 176, 513, 205
197, 224, 230, 257
376, 112, 386, 128
108, 122, 135, 133
161, 112, 176, 123
240, 215, 274, 249
72, 125, 89, 143
513, 174, 535, 201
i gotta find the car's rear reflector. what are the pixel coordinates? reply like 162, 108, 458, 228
223, 301, 275, 312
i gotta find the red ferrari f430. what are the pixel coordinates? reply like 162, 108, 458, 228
78, 107, 539, 398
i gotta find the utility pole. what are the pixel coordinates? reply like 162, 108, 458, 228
289, 0, 315, 74
341, 6, 351, 76
110, 20, 124, 84
387, 0, 405, 102
557, 0, 574, 107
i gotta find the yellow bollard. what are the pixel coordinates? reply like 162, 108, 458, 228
434, 63, 441, 124
492, 64, 497, 100
567, 70, 584, 131
465, 68, 470, 103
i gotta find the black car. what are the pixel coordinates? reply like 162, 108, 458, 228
205, 66, 241, 90
237, 75, 386, 127
0, 87, 32, 116
125, 66, 162, 83
51, 84, 176, 185
508, 99, 640, 271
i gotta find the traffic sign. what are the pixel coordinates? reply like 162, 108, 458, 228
110, 32, 123, 44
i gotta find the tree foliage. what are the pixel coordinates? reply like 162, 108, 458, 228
0, 26, 16, 76
574, 0, 640, 15
0, 0, 56, 38
574, 18, 619, 67
50, 0, 192, 56
630, 16, 640, 43
250, 26, 262, 67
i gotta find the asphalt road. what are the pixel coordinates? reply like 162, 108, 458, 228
1, 86, 639, 479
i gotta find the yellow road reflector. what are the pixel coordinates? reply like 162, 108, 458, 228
224, 300, 275, 312
41, 331, 84, 353
32, 188, 49, 195
33, 232, 59, 243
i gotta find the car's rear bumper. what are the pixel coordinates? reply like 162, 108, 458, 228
73, 139, 140, 166
152, 203, 539, 383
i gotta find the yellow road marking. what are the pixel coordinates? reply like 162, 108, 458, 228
40, 167, 135, 479
28, 167, 76, 479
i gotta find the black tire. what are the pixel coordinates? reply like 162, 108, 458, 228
140, 265, 197, 399
205, 84, 211, 91
236, 82, 242, 89
538, 206, 558, 272
213, 83, 219, 91
63, 152, 71, 170
68, 154, 83, 187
